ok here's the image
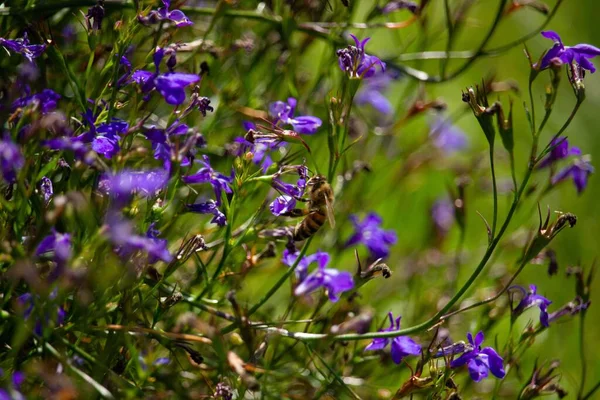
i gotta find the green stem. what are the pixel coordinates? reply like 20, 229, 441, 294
582, 380, 600, 400
489, 145, 498, 239
578, 311, 588, 399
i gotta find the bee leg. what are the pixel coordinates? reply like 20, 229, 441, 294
281, 208, 308, 218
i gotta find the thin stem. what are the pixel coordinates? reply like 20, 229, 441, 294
582, 380, 600, 400
489, 145, 498, 239
578, 311, 588, 399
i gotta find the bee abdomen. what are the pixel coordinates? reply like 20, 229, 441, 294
294, 212, 326, 241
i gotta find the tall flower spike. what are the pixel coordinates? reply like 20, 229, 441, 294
450, 331, 505, 382
364, 312, 421, 364
337, 34, 386, 79
539, 31, 600, 73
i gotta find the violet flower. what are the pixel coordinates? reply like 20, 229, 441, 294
345, 212, 397, 259
39, 176, 53, 204
17, 291, 66, 335
429, 115, 468, 153
381, 1, 419, 14
131, 47, 200, 105
269, 165, 308, 216
0, 33, 46, 62
510, 285, 552, 327
144, 121, 195, 171
551, 156, 594, 194
182, 155, 233, 206
284, 249, 354, 302
85, 1, 105, 32
91, 119, 129, 159
187, 199, 227, 226
269, 98, 322, 134
450, 332, 506, 382
539, 31, 600, 72
538, 137, 581, 168
431, 198, 455, 235
11, 89, 61, 114
355, 73, 393, 115
0, 137, 24, 183
546, 296, 590, 324
102, 169, 169, 206
138, 0, 193, 27
107, 213, 173, 263
36, 229, 72, 267
364, 312, 421, 364
337, 34, 386, 79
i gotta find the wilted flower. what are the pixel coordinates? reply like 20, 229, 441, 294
186, 92, 214, 116
510, 285, 552, 327
450, 331, 505, 382
0, 136, 24, 183
337, 34, 386, 79
539, 31, 600, 72
345, 212, 397, 259
138, 0, 193, 27
11, 89, 61, 114
286, 249, 354, 302
364, 312, 421, 364
429, 115, 468, 153
355, 73, 393, 115
0, 32, 46, 62
107, 213, 173, 263
546, 296, 590, 324
520, 360, 568, 400
522, 209, 576, 264
131, 47, 200, 105
538, 138, 581, 168
269, 98, 322, 134
39, 176, 53, 204
551, 155, 594, 194
182, 155, 233, 206
187, 199, 227, 226
85, 0, 105, 32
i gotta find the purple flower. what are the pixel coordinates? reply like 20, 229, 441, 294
429, 115, 468, 153
36, 229, 72, 267
345, 213, 397, 259
144, 121, 196, 171
539, 31, 600, 72
510, 285, 552, 327
355, 73, 393, 115
381, 1, 419, 14
186, 94, 214, 116
91, 119, 128, 159
551, 156, 594, 194
182, 155, 232, 206
282, 248, 330, 281
107, 213, 173, 263
450, 332, 506, 382
102, 169, 169, 205
187, 199, 227, 226
538, 137, 581, 168
11, 89, 60, 114
131, 47, 200, 105
39, 176, 53, 204
364, 312, 421, 364
269, 166, 308, 216
0, 33, 46, 62
269, 98, 322, 134
17, 292, 66, 334
284, 249, 353, 302
547, 297, 590, 324
0, 137, 24, 183
138, 0, 193, 27
431, 198, 455, 235
337, 34, 386, 79
85, 1, 105, 32
270, 195, 297, 216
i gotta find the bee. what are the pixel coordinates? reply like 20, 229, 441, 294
290, 174, 335, 241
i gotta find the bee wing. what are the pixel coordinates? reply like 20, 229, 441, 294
325, 196, 336, 228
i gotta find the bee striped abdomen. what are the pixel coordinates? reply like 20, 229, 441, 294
294, 211, 326, 241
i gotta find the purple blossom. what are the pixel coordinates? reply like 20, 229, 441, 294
429, 115, 468, 153
345, 213, 397, 259
538, 137, 581, 168
450, 332, 506, 382
102, 169, 169, 204
36, 229, 72, 267
17, 292, 66, 334
381, 1, 419, 14
270, 195, 297, 216
269, 98, 322, 134
187, 199, 227, 226
0, 33, 46, 62
131, 47, 200, 105
547, 297, 590, 324
284, 249, 354, 302
0, 137, 24, 183
144, 121, 198, 171
11, 89, 60, 114
269, 166, 308, 216
138, 0, 193, 27
510, 285, 552, 327
539, 31, 600, 72
431, 198, 455, 235
39, 176, 53, 204
85, 1, 105, 32
107, 213, 173, 263
355, 73, 393, 115
364, 312, 421, 364
91, 119, 128, 159
182, 155, 233, 206
337, 34, 386, 79
551, 156, 594, 194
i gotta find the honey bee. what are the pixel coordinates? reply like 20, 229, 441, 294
290, 174, 335, 241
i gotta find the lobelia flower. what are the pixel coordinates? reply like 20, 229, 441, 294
186, 93, 214, 117
337, 34, 386, 79
131, 47, 200, 105
364, 312, 421, 364
144, 121, 195, 171
85, 0, 105, 32
138, 0, 193, 27
284, 249, 354, 302
269, 98, 322, 134
102, 169, 169, 207
11, 88, 61, 114
345, 212, 397, 259
431, 198, 455, 235
538, 137, 581, 168
39, 176, 53, 204
450, 331, 506, 382
269, 165, 308, 216
0, 136, 24, 183
551, 156, 594, 194
17, 291, 66, 335
0, 32, 46, 62
381, 0, 419, 14
182, 155, 233, 206
90, 119, 128, 159
0, 370, 25, 400
539, 30, 600, 72
429, 115, 468, 153
355, 73, 394, 115
510, 284, 552, 327
187, 199, 227, 226
546, 296, 590, 324
36, 229, 72, 273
